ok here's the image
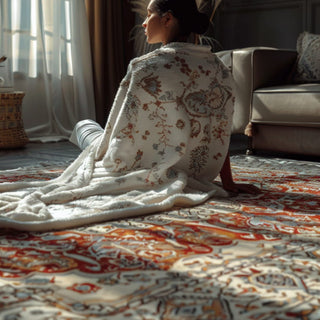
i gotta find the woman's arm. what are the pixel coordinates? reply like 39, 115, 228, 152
220, 152, 261, 194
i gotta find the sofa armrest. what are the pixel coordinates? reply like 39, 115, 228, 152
216, 47, 295, 134
217, 47, 277, 133
252, 49, 298, 90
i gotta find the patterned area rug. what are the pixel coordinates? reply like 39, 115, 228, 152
0, 155, 320, 320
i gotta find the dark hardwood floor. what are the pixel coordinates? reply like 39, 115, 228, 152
0, 141, 81, 170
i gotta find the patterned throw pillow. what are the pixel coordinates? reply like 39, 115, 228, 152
293, 32, 320, 83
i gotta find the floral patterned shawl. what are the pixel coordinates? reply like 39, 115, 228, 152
0, 42, 234, 231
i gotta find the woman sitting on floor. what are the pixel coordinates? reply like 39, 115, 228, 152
0, 0, 260, 231
71, 0, 260, 194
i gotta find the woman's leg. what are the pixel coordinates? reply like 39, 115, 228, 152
69, 119, 104, 150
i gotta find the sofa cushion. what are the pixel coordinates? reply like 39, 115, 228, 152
293, 32, 320, 83
252, 83, 320, 127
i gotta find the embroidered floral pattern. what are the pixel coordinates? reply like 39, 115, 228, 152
176, 119, 185, 130
189, 145, 210, 174
100, 43, 233, 184
139, 75, 162, 98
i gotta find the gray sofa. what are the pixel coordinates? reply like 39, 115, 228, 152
217, 47, 320, 157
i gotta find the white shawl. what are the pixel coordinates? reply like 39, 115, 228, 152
0, 43, 234, 231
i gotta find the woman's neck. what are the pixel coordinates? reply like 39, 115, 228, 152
163, 35, 188, 45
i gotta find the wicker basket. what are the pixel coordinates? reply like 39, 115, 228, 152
0, 91, 29, 149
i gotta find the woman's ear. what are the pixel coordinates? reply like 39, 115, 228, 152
162, 11, 175, 27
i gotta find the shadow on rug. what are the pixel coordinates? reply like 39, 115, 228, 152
0, 155, 319, 319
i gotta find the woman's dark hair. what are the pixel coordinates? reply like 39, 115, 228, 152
152, 0, 209, 36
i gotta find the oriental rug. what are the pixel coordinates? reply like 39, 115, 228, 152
0, 155, 320, 320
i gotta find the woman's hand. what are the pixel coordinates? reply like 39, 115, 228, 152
222, 181, 262, 195
219, 153, 262, 195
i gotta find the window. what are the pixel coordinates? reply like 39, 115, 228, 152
8, 0, 74, 77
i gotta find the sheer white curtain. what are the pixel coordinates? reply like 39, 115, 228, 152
2, 0, 95, 141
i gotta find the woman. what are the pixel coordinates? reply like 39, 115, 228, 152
73, 0, 259, 194
0, 0, 259, 231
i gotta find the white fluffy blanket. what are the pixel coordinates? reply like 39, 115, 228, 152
0, 43, 234, 231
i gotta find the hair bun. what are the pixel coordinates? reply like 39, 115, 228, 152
154, 0, 210, 36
